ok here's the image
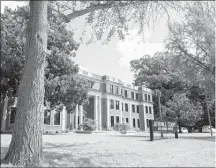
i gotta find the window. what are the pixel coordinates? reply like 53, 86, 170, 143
132, 105, 135, 113
124, 90, 128, 97
137, 119, 140, 128
111, 116, 114, 127
110, 84, 114, 93
10, 107, 17, 124
148, 95, 151, 101
145, 94, 147, 100
136, 93, 138, 100
136, 105, 139, 113
78, 116, 80, 125
121, 89, 123, 95
116, 101, 119, 110
115, 86, 119, 94
125, 103, 128, 112
145, 106, 148, 113
122, 103, 124, 111
110, 99, 114, 109
133, 118, 136, 128
116, 116, 120, 123
149, 106, 152, 114
44, 109, 51, 125
131, 92, 134, 99
54, 110, 60, 125
147, 119, 149, 127
126, 118, 129, 123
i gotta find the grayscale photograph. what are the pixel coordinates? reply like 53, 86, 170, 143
1, 1, 215, 167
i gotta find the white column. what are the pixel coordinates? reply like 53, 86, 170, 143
98, 96, 101, 130
80, 105, 83, 124
129, 103, 132, 130
94, 96, 98, 131
75, 104, 78, 130
120, 101, 122, 123
107, 98, 110, 129
61, 106, 66, 131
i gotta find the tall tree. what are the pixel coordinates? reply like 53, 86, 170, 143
162, 93, 203, 132
130, 52, 186, 118
2, 1, 48, 166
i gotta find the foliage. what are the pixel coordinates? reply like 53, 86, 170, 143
165, 1, 215, 99
49, 1, 179, 44
130, 52, 186, 117
114, 123, 130, 134
162, 94, 203, 127
78, 118, 97, 131
1, 6, 92, 111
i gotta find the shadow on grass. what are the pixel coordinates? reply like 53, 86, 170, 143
44, 142, 89, 149
179, 136, 215, 142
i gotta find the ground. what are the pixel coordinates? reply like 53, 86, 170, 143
1, 132, 215, 167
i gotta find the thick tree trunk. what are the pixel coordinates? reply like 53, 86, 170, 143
2, 1, 48, 167
1, 95, 9, 132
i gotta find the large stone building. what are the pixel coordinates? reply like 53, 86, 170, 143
1, 68, 154, 132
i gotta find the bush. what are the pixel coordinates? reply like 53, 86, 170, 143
114, 123, 130, 134
78, 118, 97, 131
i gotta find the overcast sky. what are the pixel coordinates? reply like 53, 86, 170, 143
1, 1, 174, 84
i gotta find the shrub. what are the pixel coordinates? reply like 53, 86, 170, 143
114, 123, 130, 134
78, 118, 97, 131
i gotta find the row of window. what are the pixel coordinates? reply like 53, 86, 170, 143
110, 99, 139, 113
108, 84, 152, 102
110, 116, 140, 128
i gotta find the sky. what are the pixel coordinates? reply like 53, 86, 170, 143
1, 1, 172, 84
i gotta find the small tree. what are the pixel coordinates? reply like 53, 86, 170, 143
162, 94, 202, 133
114, 123, 130, 134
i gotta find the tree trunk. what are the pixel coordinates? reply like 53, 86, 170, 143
1, 95, 9, 132
2, 1, 48, 167
178, 122, 182, 133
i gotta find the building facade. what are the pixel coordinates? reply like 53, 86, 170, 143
1, 68, 154, 132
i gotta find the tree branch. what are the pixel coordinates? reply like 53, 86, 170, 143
178, 44, 214, 75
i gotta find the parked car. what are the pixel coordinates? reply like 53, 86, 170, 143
180, 127, 188, 133
202, 125, 216, 133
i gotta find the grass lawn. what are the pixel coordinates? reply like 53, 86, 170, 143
1, 132, 215, 167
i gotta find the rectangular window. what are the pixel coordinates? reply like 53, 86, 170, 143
124, 90, 127, 97
136, 93, 138, 100
145, 94, 147, 101
146, 106, 148, 113
116, 101, 119, 110
115, 86, 119, 94
131, 92, 134, 99
133, 118, 136, 128
54, 111, 60, 125
126, 118, 129, 123
149, 106, 152, 114
122, 103, 124, 111
125, 103, 128, 112
147, 119, 149, 128
110, 84, 114, 93
10, 107, 17, 124
148, 95, 151, 101
44, 109, 51, 125
121, 89, 123, 95
116, 116, 119, 123
132, 105, 135, 113
110, 99, 114, 109
111, 116, 114, 127
137, 119, 140, 128
136, 105, 139, 113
